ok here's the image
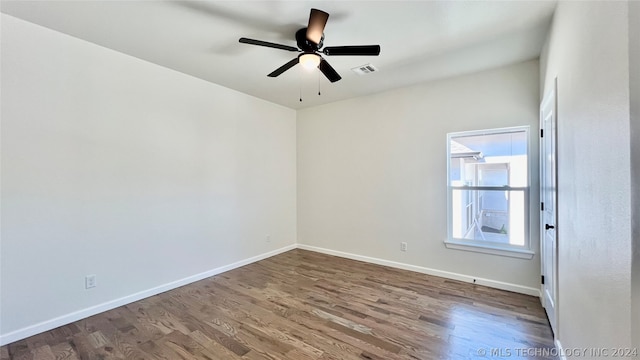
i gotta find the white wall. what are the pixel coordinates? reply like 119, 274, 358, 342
630, 0, 640, 350
297, 60, 541, 292
539, 1, 632, 348
0, 14, 297, 342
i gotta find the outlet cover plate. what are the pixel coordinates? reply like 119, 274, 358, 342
85, 275, 96, 289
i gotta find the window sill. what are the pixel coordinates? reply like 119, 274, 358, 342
444, 239, 535, 259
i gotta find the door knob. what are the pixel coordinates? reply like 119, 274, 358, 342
545, 224, 555, 230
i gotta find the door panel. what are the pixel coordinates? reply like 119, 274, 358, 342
540, 80, 558, 336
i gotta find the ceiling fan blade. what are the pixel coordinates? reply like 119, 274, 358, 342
239, 37, 299, 52
318, 58, 341, 83
323, 45, 381, 56
306, 9, 329, 45
268, 58, 299, 77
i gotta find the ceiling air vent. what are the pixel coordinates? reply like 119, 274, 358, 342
351, 63, 379, 75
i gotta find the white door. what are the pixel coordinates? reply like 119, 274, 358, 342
540, 80, 558, 336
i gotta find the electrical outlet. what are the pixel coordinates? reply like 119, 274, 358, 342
85, 275, 97, 289
401, 242, 408, 252
266, 235, 271, 243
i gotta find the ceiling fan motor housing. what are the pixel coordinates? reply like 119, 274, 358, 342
296, 28, 323, 51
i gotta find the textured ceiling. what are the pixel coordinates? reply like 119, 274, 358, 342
1, 1, 557, 109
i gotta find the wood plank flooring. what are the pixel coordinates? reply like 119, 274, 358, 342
1, 249, 556, 359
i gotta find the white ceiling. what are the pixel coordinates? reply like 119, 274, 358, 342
0, 1, 557, 110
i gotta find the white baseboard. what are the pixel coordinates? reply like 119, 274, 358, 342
555, 339, 566, 360
0, 244, 296, 346
297, 244, 541, 297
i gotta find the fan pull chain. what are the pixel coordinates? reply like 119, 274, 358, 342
299, 67, 303, 102
318, 69, 321, 96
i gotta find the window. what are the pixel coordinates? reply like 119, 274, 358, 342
445, 126, 533, 259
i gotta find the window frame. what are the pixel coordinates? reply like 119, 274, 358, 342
445, 126, 534, 259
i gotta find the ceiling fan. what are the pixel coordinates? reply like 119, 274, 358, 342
239, 8, 381, 83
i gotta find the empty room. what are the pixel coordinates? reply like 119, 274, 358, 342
1, 1, 638, 359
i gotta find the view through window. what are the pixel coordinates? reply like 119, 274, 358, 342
447, 127, 530, 252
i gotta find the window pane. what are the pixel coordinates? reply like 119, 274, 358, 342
451, 189, 526, 247
450, 130, 528, 187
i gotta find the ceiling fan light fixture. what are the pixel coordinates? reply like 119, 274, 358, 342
299, 53, 321, 70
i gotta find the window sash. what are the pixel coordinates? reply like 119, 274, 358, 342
449, 187, 529, 244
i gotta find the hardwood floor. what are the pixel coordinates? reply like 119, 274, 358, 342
1, 249, 556, 360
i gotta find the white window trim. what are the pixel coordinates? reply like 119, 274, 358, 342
444, 239, 535, 259
445, 126, 533, 260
